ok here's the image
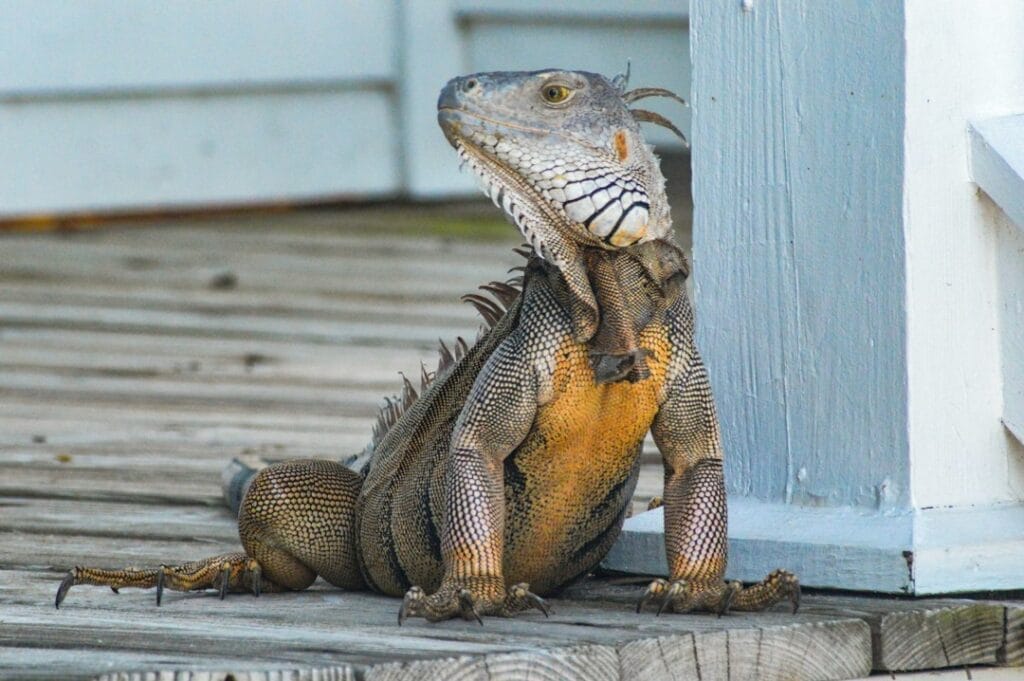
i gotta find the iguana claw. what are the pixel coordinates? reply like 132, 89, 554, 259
397, 581, 548, 625
636, 570, 799, 615
249, 560, 262, 598
657, 580, 688, 616
156, 567, 166, 606
397, 585, 425, 626
457, 588, 484, 626
397, 585, 484, 625
636, 577, 737, 615
218, 564, 232, 600
54, 572, 75, 610
635, 577, 668, 614
505, 582, 550, 618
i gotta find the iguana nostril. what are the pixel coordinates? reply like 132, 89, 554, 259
464, 79, 478, 92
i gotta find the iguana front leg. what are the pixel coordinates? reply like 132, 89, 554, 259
638, 354, 800, 615
398, 341, 549, 624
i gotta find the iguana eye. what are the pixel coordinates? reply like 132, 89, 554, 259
541, 84, 572, 104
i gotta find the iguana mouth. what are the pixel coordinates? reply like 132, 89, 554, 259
446, 128, 582, 266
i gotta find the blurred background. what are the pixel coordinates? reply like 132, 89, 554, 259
0, 0, 691, 227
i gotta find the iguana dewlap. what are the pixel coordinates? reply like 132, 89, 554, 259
56, 69, 798, 621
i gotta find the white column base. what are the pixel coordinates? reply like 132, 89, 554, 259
602, 500, 1024, 595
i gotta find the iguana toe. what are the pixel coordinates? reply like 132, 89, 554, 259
397, 585, 426, 626
502, 582, 549, 617
397, 584, 480, 625
657, 579, 690, 615
457, 588, 484, 625
637, 570, 799, 616
729, 569, 801, 613
635, 577, 669, 614
396, 581, 548, 625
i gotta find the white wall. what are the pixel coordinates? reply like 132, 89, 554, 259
903, 0, 1024, 508
0, 1, 401, 215
0, 0, 691, 216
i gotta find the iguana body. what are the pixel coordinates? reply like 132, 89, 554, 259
56, 69, 798, 620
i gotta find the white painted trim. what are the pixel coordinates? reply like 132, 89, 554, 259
603, 502, 1024, 595
913, 503, 1024, 594
0, 91, 400, 216
970, 115, 1024, 233
1005, 419, 1024, 448
454, 0, 689, 22
0, 2, 397, 96
0, 77, 395, 104
603, 504, 914, 594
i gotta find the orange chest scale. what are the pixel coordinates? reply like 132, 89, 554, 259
513, 324, 672, 489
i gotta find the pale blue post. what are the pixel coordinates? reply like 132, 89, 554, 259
605, 0, 1024, 594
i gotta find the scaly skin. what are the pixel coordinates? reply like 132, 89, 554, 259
55, 69, 799, 621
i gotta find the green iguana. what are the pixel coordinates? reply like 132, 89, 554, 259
55, 69, 799, 622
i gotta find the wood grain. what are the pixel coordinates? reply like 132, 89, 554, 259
874, 604, 1006, 671
0, 210, 1018, 680
366, 646, 619, 681
1001, 606, 1024, 666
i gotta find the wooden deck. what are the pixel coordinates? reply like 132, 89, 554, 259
1, 208, 1022, 680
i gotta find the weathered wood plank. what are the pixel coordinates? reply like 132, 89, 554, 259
0, 300, 472, 350
2, 213, 514, 261
0, 281, 479, 325
0, 466, 224, 506
0, 355, 419, 402
6, 563, 875, 678
565, 580, 1022, 674
0, 325, 431, 370
0, 399, 375, 433
5, 575, 873, 681
0, 364, 384, 406
0, 416, 367, 448
0, 222, 516, 269
0, 649, 355, 681
365, 645, 619, 681
2, 212, 511, 253
788, 594, 1010, 672
92, 668, 356, 681
0, 339, 456, 392
0, 239, 520, 301
0, 497, 238, 543
617, 622, 872, 681
0, 532, 239, 572
873, 603, 1006, 671
1001, 605, 1024, 666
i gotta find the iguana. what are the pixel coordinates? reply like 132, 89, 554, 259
55, 69, 799, 622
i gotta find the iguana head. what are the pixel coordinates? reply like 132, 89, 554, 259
437, 69, 686, 260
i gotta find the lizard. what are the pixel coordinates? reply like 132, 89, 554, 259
55, 69, 799, 622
